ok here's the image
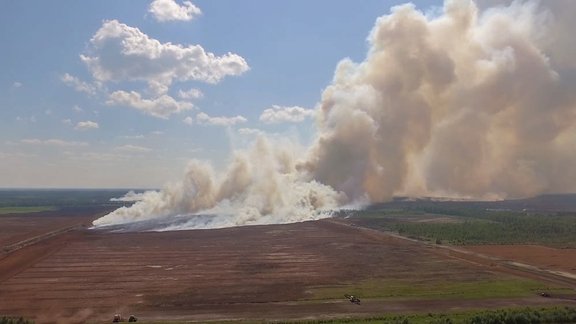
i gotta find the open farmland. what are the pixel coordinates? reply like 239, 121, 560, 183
1, 209, 575, 323
464, 245, 576, 277
0, 208, 105, 249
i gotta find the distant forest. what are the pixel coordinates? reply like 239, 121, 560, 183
0, 189, 145, 208
353, 195, 576, 247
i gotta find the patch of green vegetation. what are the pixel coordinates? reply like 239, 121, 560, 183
274, 306, 576, 324
117, 320, 293, 324
119, 306, 576, 323
397, 213, 576, 247
307, 278, 571, 301
0, 206, 57, 215
0, 317, 33, 324
353, 208, 576, 247
0, 189, 144, 208
133, 321, 262, 324
281, 307, 576, 324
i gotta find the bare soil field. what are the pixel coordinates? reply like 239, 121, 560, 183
465, 245, 576, 275
0, 208, 111, 283
0, 212, 574, 323
0, 208, 107, 247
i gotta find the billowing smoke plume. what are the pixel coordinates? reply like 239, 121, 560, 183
94, 138, 344, 230
304, 0, 576, 200
94, 0, 576, 230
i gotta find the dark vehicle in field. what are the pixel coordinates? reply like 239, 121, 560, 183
112, 314, 137, 322
344, 294, 361, 304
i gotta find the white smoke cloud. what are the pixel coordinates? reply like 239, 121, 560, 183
110, 190, 147, 202
149, 0, 202, 22
93, 0, 576, 231
94, 138, 343, 230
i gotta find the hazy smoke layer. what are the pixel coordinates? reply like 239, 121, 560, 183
94, 138, 343, 230
94, 0, 576, 230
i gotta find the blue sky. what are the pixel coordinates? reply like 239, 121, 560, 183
0, 0, 440, 188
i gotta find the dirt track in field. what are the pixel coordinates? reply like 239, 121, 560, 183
0, 208, 99, 248
465, 245, 576, 276
0, 211, 575, 323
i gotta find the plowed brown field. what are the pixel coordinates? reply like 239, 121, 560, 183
465, 245, 576, 275
0, 211, 575, 323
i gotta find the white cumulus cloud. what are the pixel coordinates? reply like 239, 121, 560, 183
149, 0, 201, 22
61, 73, 98, 95
121, 134, 145, 140
20, 139, 88, 147
196, 112, 247, 126
259, 105, 316, 124
183, 116, 194, 125
74, 121, 99, 131
81, 20, 249, 88
178, 88, 203, 99
107, 90, 193, 118
114, 145, 153, 153
238, 128, 264, 136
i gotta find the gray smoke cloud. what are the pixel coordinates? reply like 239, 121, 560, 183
303, 0, 576, 200
93, 0, 576, 230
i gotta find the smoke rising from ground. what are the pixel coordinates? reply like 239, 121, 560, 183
94, 0, 576, 230
94, 138, 343, 230
304, 0, 576, 200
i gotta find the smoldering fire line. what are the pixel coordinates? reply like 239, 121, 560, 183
93, 0, 576, 231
